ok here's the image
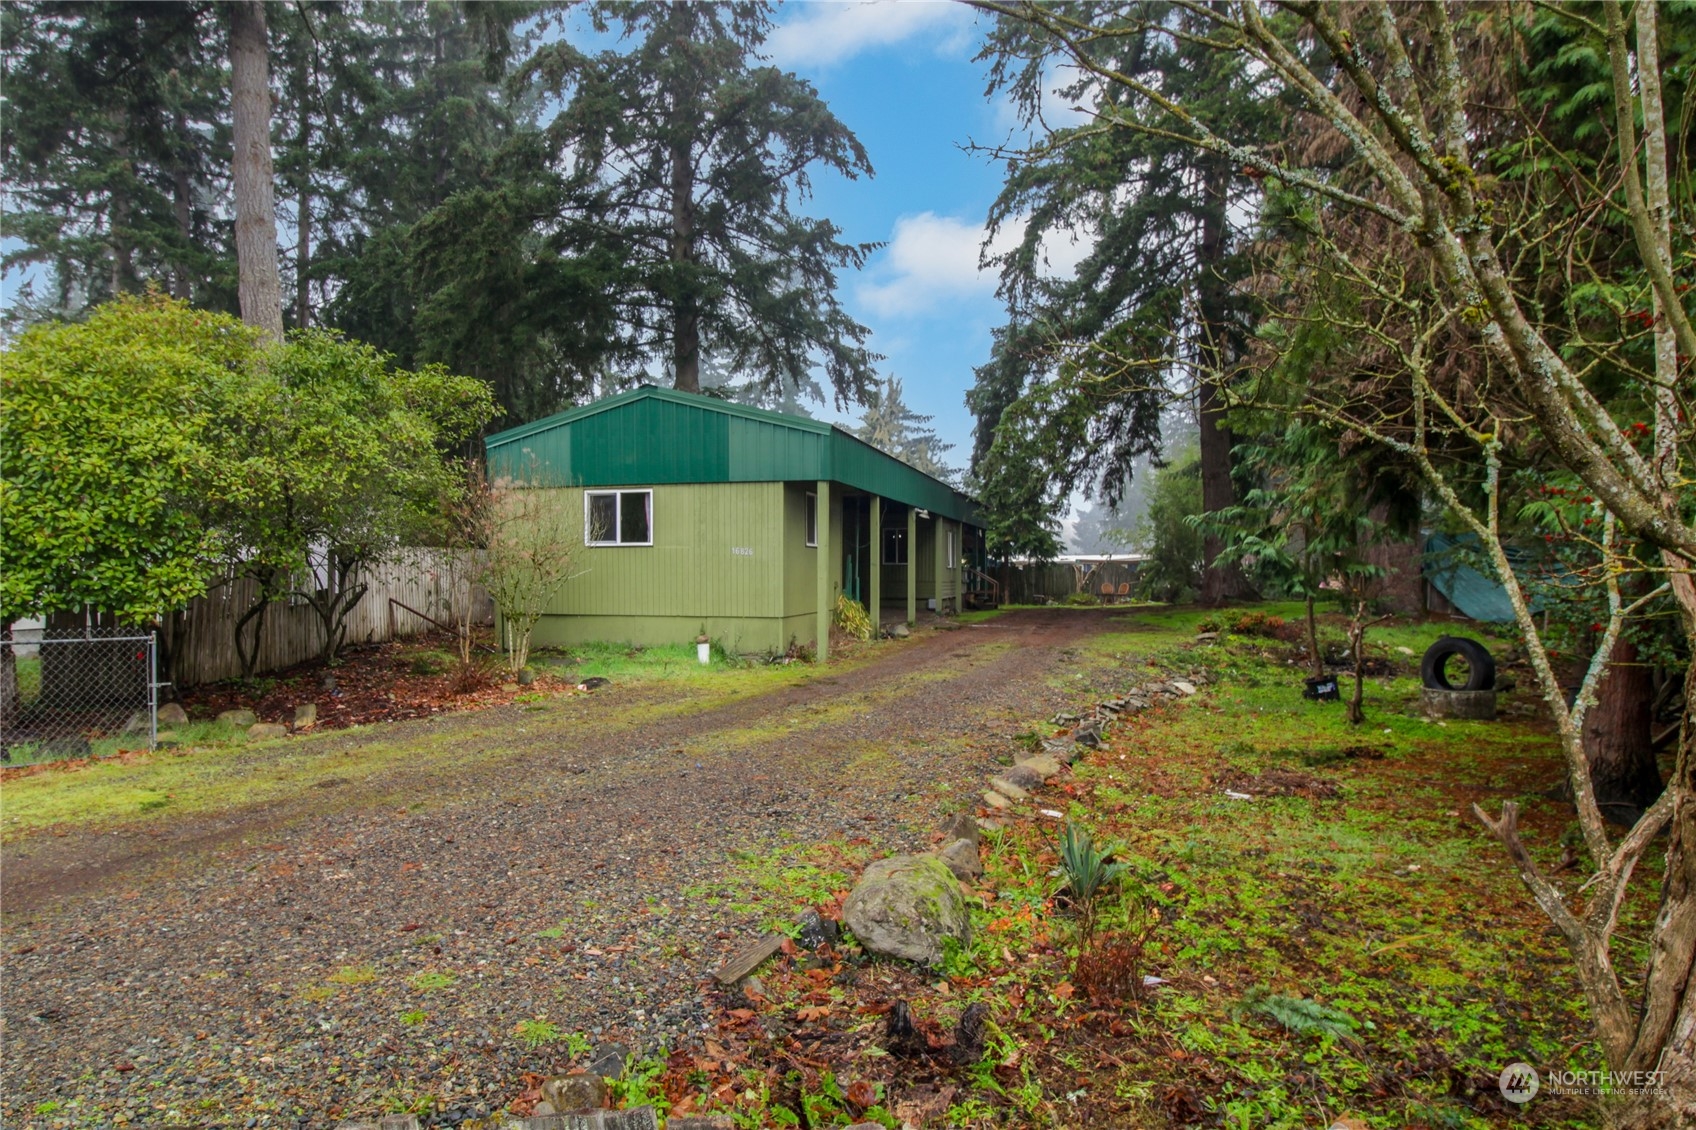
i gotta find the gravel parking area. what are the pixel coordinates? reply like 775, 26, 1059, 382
2, 609, 1120, 1129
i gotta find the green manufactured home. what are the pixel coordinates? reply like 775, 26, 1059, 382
482, 387, 987, 660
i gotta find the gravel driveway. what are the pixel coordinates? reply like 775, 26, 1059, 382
2, 609, 1120, 1129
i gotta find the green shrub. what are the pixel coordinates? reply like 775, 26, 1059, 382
1229, 611, 1288, 639
1131, 450, 1204, 602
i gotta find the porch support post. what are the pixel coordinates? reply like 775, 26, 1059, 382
907, 505, 918, 625
816, 479, 832, 663
869, 495, 882, 635
934, 515, 945, 616
954, 520, 964, 609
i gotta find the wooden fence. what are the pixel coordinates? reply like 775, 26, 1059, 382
166, 549, 489, 687
997, 560, 1144, 604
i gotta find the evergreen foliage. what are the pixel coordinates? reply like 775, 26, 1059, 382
0, 295, 258, 622
510, 1, 880, 407
968, 2, 1275, 591
0, 294, 495, 665
853, 377, 957, 483
1129, 449, 1203, 602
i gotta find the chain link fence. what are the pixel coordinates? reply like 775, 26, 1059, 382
1, 625, 160, 765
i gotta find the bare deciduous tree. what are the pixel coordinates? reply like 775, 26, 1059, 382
976, 2, 1694, 1123
481, 479, 586, 675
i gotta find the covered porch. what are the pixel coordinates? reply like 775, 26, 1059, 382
807, 484, 994, 659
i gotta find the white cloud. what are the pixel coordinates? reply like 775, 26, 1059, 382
765, 1, 974, 69
856, 211, 1092, 319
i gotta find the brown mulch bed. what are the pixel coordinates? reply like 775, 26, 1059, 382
177, 631, 548, 732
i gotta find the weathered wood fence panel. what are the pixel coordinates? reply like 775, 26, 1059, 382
167, 549, 489, 687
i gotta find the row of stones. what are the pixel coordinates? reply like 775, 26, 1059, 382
338, 670, 1212, 1128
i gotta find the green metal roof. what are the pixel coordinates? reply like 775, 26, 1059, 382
484, 386, 980, 523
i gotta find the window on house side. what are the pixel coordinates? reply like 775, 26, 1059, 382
805, 492, 817, 547
882, 527, 908, 565
585, 489, 653, 546
946, 529, 957, 569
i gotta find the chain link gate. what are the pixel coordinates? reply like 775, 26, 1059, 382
1, 625, 162, 766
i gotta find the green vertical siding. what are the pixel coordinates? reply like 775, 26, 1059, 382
914, 515, 936, 600
528, 482, 797, 649
484, 387, 988, 650
783, 483, 818, 619
490, 396, 732, 485
729, 417, 825, 481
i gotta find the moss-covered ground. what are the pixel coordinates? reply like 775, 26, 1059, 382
654, 602, 1630, 1129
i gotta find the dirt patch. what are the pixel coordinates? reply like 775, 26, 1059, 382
1218, 766, 1343, 799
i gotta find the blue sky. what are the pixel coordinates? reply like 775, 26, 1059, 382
761, 1, 1032, 469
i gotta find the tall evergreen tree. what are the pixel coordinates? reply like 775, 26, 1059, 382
969, 1, 1273, 602
514, 1, 880, 405
227, 0, 282, 339
854, 377, 957, 483
2, 1, 233, 317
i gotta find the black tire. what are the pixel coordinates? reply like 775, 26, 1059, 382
1420, 636, 1496, 691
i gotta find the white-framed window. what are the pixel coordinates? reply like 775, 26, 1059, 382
585, 489, 653, 546
946, 528, 957, 569
805, 492, 818, 547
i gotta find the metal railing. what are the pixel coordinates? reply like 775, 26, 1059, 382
1, 625, 161, 765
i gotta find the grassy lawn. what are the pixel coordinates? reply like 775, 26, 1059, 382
680, 602, 1612, 1129
0, 637, 867, 840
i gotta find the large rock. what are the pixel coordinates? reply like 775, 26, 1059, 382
936, 838, 983, 882
293, 703, 318, 728
996, 763, 1044, 791
248, 722, 289, 740
498, 1109, 657, 1130
939, 812, 980, 848
842, 854, 971, 967
157, 702, 189, 726
217, 708, 257, 727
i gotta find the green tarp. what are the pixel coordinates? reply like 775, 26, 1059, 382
1421, 531, 1537, 623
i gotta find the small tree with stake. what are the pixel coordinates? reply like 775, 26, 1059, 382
481, 477, 587, 676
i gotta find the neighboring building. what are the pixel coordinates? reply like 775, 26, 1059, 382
482, 386, 987, 659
